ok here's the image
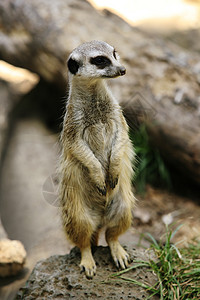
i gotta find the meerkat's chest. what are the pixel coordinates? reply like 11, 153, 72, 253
82, 96, 121, 148
82, 100, 112, 125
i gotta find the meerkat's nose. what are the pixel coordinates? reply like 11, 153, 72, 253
118, 66, 126, 76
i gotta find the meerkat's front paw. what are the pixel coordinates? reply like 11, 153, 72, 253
109, 241, 129, 269
80, 254, 96, 279
90, 166, 106, 195
107, 173, 119, 189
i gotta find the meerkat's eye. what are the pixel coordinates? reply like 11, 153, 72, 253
113, 50, 117, 59
90, 56, 111, 69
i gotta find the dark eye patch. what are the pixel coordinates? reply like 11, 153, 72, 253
67, 57, 79, 74
90, 56, 111, 69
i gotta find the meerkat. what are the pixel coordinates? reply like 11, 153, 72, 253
59, 40, 135, 279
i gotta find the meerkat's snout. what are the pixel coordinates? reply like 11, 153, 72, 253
118, 66, 126, 76
112, 65, 126, 78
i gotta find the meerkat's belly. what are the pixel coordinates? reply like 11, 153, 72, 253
83, 121, 116, 168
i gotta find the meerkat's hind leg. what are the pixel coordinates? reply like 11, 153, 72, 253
105, 214, 132, 269
91, 226, 102, 248
80, 246, 96, 279
78, 226, 97, 278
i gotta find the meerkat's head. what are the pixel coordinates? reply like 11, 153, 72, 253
67, 41, 126, 79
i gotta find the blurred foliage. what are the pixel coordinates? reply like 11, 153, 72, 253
130, 124, 172, 194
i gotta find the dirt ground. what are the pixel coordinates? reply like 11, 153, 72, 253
133, 185, 200, 248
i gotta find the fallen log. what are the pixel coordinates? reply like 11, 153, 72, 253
0, 0, 200, 184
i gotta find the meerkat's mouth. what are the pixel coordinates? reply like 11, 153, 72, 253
102, 73, 126, 79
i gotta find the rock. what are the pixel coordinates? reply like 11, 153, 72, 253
16, 246, 158, 300
0, 239, 26, 277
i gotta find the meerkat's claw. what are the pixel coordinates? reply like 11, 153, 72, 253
80, 247, 97, 279
114, 253, 129, 270
109, 241, 129, 270
80, 261, 96, 279
97, 184, 107, 196
80, 265, 96, 279
80, 265, 85, 273
86, 266, 96, 279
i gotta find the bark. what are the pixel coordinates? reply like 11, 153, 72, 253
0, 0, 200, 184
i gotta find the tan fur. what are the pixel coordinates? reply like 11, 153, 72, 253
59, 41, 135, 279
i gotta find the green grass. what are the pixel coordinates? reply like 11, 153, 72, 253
112, 226, 200, 299
130, 124, 172, 193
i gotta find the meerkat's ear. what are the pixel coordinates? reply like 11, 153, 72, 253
67, 57, 79, 75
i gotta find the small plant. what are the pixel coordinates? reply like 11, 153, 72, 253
130, 124, 172, 193
112, 225, 200, 299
